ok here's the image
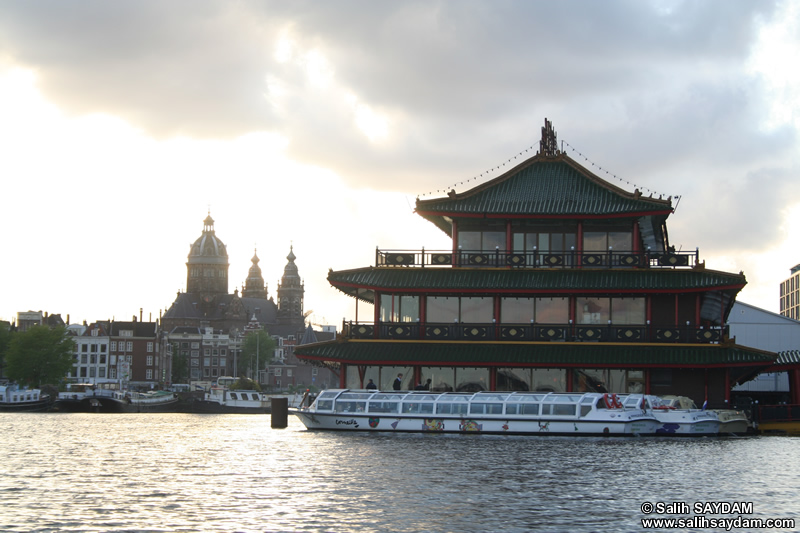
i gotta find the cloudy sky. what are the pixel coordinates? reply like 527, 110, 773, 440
1, 1, 799, 329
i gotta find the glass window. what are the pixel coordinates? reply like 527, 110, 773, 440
611, 298, 645, 324
532, 369, 566, 392
483, 232, 505, 251
583, 232, 606, 252
427, 297, 459, 322
496, 368, 531, 391
380, 294, 420, 322
461, 297, 493, 323
501, 298, 534, 323
459, 231, 481, 251
608, 231, 631, 251
576, 297, 610, 324
535, 298, 569, 323
574, 369, 628, 393
455, 367, 489, 392
420, 367, 453, 392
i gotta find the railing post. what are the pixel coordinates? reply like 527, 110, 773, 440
421, 246, 425, 268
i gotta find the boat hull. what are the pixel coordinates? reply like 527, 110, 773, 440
191, 400, 270, 414
55, 394, 181, 413
0, 398, 54, 412
291, 410, 658, 436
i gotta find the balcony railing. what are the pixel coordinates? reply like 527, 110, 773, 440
375, 248, 699, 269
343, 321, 728, 344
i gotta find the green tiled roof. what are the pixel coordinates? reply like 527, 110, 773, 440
416, 153, 671, 224
328, 267, 746, 300
774, 350, 800, 368
295, 340, 774, 367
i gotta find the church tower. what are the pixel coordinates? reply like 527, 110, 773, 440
243, 249, 268, 299
186, 214, 229, 300
277, 246, 304, 325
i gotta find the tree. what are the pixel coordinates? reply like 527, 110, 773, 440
170, 342, 189, 384
0, 321, 14, 377
5, 325, 75, 387
240, 329, 276, 382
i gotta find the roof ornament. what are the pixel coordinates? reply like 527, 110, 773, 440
539, 118, 559, 157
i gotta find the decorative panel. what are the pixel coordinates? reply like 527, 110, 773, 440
386, 253, 415, 266
655, 328, 682, 342
430, 253, 452, 266
506, 254, 526, 267
695, 329, 721, 343
500, 326, 528, 340
462, 326, 489, 340
581, 254, 605, 267
658, 254, 689, 267
576, 327, 605, 341
615, 327, 644, 342
351, 325, 374, 339
536, 326, 566, 341
426, 325, 452, 339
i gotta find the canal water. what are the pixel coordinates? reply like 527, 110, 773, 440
1, 413, 799, 533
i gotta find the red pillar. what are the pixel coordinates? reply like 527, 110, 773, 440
791, 369, 800, 405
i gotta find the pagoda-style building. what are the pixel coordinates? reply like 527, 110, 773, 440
295, 120, 775, 407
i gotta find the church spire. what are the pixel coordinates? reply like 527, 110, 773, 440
277, 245, 304, 325
242, 247, 268, 299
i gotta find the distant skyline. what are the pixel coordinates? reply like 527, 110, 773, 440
1, 1, 799, 326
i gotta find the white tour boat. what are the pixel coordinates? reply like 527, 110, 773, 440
0, 384, 53, 412
621, 394, 721, 436
290, 389, 660, 436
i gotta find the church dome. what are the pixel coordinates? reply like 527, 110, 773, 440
188, 214, 228, 265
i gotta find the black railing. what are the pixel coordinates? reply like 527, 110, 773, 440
343, 321, 727, 344
375, 248, 699, 269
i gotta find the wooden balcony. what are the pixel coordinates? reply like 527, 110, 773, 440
375, 248, 699, 269
342, 321, 728, 344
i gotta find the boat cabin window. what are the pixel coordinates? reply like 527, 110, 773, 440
315, 399, 334, 411
541, 403, 578, 416
437, 402, 469, 415
402, 402, 434, 414
371, 393, 406, 401
230, 393, 239, 400
334, 401, 366, 413
469, 403, 503, 415
473, 393, 508, 402
505, 403, 539, 415
368, 401, 399, 414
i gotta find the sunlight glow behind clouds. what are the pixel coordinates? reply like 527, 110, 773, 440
749, 1, 800, 130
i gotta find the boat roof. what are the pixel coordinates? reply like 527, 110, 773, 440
318, 389, 607, 402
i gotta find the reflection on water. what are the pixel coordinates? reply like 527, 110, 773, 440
1, 413, 799, 532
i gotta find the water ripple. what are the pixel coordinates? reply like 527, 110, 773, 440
1, 413, 799, 532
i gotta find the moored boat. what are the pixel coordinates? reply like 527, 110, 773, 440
55, 384, 180, 413
0, 384, 54, 412
191, 387, 272, 414
622, 394, 721, 436
290, 389, 659, 436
